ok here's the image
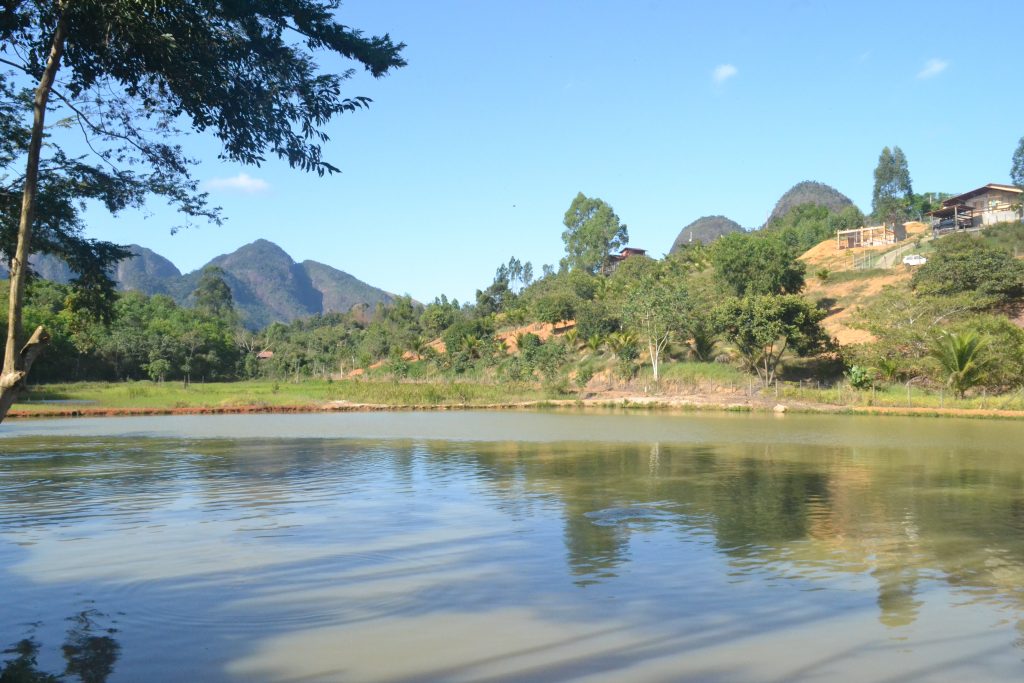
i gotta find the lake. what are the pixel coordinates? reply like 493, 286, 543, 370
2, 411, 1023, 681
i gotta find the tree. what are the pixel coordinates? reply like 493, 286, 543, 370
710, 232, 806, 297
1012, 136, 1024, 190
717, 295, 832, 387
192, 266, 234, 320
0, 1, 405, 421
561, 193, 628, 274
619, 261, 687, 382
872, 146, 913, 226
929, 330, 989, 399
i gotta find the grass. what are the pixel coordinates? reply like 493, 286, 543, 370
13, 378, 552, 412
777, 382, 1024, 412
13, 363, 1024, 419
820, 268, 891, 284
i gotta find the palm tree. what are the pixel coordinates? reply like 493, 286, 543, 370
584, 334, 604, 355
876, 357, 901, 384
929, 330, 989, 399
606, 331, 638, 360
562, 328, 579, 350
688, 325, 717, 362
460, 334, 483, 360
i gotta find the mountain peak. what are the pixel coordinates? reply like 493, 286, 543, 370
670, 215, 744, 251
765, 181, 854, 226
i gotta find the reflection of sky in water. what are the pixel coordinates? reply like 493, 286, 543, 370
1, 412, 1024, 681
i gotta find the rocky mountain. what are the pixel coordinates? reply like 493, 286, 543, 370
0, 253, 75, 282
765, 181, 854, 226
195, 239, 325, 329
114, 245, 183, 295
670, 215, 744, 252
303, 259, 394, 317
4, 239, 395, 329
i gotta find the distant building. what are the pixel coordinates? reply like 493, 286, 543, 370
256, 349, 274, 360
929, 183, 1022, 235
604, 247, 648, 274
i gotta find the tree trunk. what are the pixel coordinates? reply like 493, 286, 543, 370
649, 339, 659, 382
0, 326, 52, 420
0, 12, 69, 424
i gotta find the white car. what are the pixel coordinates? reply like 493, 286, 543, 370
902, 254, 927, 266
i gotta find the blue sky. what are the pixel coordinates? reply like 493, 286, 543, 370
80, 0, 1024, 303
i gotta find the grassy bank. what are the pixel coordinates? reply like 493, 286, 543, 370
10, 365, 1024, 420
12, 378, 552, 413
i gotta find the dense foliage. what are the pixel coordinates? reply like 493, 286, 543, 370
710, 232, 806, 296
850, 227, 1024, 395
911, 234, 1024, 304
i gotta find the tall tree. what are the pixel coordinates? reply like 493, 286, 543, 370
561, 193, 628, 274
193, 266, 235, 320
0, 1, 405, 421
1012, 136, 1024, 189
872, 146, 914, 225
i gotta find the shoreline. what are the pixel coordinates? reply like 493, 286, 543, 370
9, 395, 1024, 421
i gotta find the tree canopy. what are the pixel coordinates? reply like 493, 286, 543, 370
716, 294, 832, 387
710, 231, 806, 297
911, 234, 1024, 304
1012, 136, 1024, 189
561, 193, 628, 274
872, 146, 913, 224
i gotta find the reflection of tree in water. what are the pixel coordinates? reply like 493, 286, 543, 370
874, 564, 923, 628
61, 611, 119, 683
0, 609, 119, 683
708, 455, 833, 553
0, 639, 60, 683
564, 508, 629, 583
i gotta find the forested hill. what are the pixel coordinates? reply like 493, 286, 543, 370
670, 215, 744, 251
764, 181, 854, 226
2, 239, 395, 329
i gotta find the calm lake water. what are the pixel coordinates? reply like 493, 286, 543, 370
2, 411, 1024, 682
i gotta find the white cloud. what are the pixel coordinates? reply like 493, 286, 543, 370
712, 64, 738, 84
204, 173, 270, 194
917, 58, 948, 79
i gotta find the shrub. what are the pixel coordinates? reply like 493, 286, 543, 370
846, 364, 873, 390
